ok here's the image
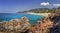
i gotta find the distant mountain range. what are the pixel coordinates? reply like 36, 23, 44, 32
17, 8, 56, 13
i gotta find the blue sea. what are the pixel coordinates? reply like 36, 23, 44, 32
0, 13, 44, 24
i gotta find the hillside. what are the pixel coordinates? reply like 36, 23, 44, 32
17, 8, 56, 13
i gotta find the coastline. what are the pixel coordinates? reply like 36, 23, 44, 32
0, 13, 54, 33
26, 12, 51, 17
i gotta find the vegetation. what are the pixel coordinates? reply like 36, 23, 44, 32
17, 8, 57, 13
17, 7, 60, 13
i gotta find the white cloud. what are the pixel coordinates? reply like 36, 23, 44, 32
53, 4, 60, 7
40, 2, 60, 8
40, 2, 50, 6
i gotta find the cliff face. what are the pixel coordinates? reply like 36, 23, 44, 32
49, 7, 60, 33
49, 15, 60, 33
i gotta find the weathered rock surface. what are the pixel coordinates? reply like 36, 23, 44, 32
0, 16, 31, 33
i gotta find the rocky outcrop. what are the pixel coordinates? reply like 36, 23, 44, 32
0, 16, 54, 33
0, 16, 31, 33
28, 17, 53, 33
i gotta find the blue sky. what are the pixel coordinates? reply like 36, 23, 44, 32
0, 0, 60, 13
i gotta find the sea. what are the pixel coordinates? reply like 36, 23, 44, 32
0, 13, 44, 24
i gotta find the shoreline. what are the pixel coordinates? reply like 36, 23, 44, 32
26, 12, 51, 17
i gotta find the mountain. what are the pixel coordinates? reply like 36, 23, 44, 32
17, 8, 56, 13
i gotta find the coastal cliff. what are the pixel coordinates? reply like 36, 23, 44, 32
0, 16, 53, 33
0, 7, 60, 33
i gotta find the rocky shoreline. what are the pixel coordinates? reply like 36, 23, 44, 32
0, 7, 60, 33
0, 15, 53, 33
0, 16, 31, 33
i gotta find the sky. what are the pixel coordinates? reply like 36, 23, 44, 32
0, 0, 60, 13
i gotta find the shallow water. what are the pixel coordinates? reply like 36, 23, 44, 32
0, 13, 44, 24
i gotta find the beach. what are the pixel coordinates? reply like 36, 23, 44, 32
27, 12, 51, 17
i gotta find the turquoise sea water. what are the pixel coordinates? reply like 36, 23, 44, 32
0, 13, 44, 24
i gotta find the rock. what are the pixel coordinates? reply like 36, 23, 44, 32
18, 16, 31, 32
0, 16, 31, 33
